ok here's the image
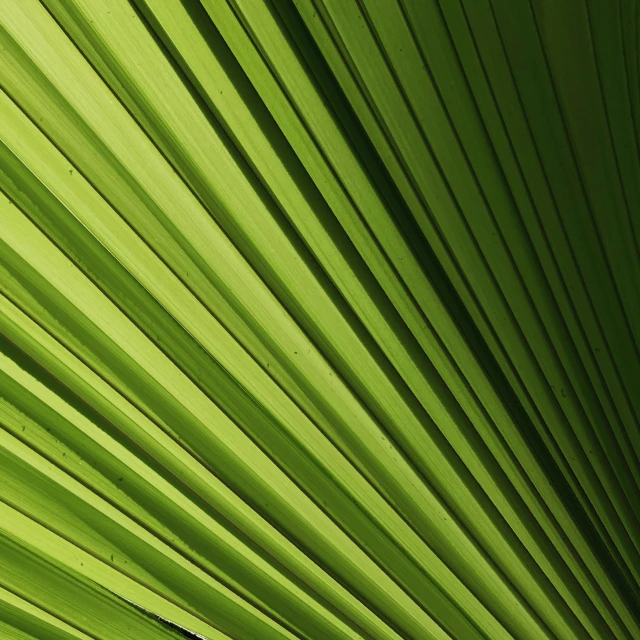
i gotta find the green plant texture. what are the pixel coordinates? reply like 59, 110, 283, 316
0, 1, 639, 638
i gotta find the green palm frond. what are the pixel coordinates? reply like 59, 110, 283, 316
1, 1, 639, 639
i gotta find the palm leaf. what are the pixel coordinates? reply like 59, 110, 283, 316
0, 0, 639, 638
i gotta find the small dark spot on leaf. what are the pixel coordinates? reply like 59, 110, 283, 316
560, 388, 566, 398
21, 425, 25, 431
118, 477, 123, 482
69, 169, 73, 175
110, 555, 114, 562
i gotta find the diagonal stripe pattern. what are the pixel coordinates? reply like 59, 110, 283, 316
0, 1, 639, 638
